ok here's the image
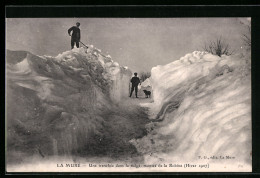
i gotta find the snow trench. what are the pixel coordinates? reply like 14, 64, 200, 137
6, 48, 251, 172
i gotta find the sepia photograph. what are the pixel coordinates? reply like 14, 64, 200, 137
6, 17, 252, 172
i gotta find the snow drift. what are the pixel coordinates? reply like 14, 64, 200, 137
133, 51, 251, 171
6, 46, 132, 164
141, 78, 151, 88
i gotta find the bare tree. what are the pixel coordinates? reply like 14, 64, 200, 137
203, 36, 234, 57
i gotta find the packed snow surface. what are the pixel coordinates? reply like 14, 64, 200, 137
134, 51, 251, 171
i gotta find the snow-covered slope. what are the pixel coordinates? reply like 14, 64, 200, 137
141, 78, 151, 87
6, 46, 131, 164
133, 51, 251, 171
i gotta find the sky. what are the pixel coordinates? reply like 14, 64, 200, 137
6, 18, 250, 73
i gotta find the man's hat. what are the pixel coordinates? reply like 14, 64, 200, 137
76, 22, 80, 25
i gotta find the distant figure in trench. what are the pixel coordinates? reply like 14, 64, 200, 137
129, 72, 141, 98
68, 22, 81, 49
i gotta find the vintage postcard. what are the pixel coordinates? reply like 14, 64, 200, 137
6, 17, 252, 172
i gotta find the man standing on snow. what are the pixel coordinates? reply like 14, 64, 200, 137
129, 72, 141, 98
68, 22, 81, 49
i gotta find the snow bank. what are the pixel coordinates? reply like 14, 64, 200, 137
141, 78, 151, 87
133, 51, 251, 171
143, 51, 247, 118
6, 47, 131, 166
55, 47, 131, 102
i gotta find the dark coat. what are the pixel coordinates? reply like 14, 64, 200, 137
131, 76, 140, 86
68, 26, 81, 40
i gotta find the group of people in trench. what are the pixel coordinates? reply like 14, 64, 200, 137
68, 22, 151, 99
